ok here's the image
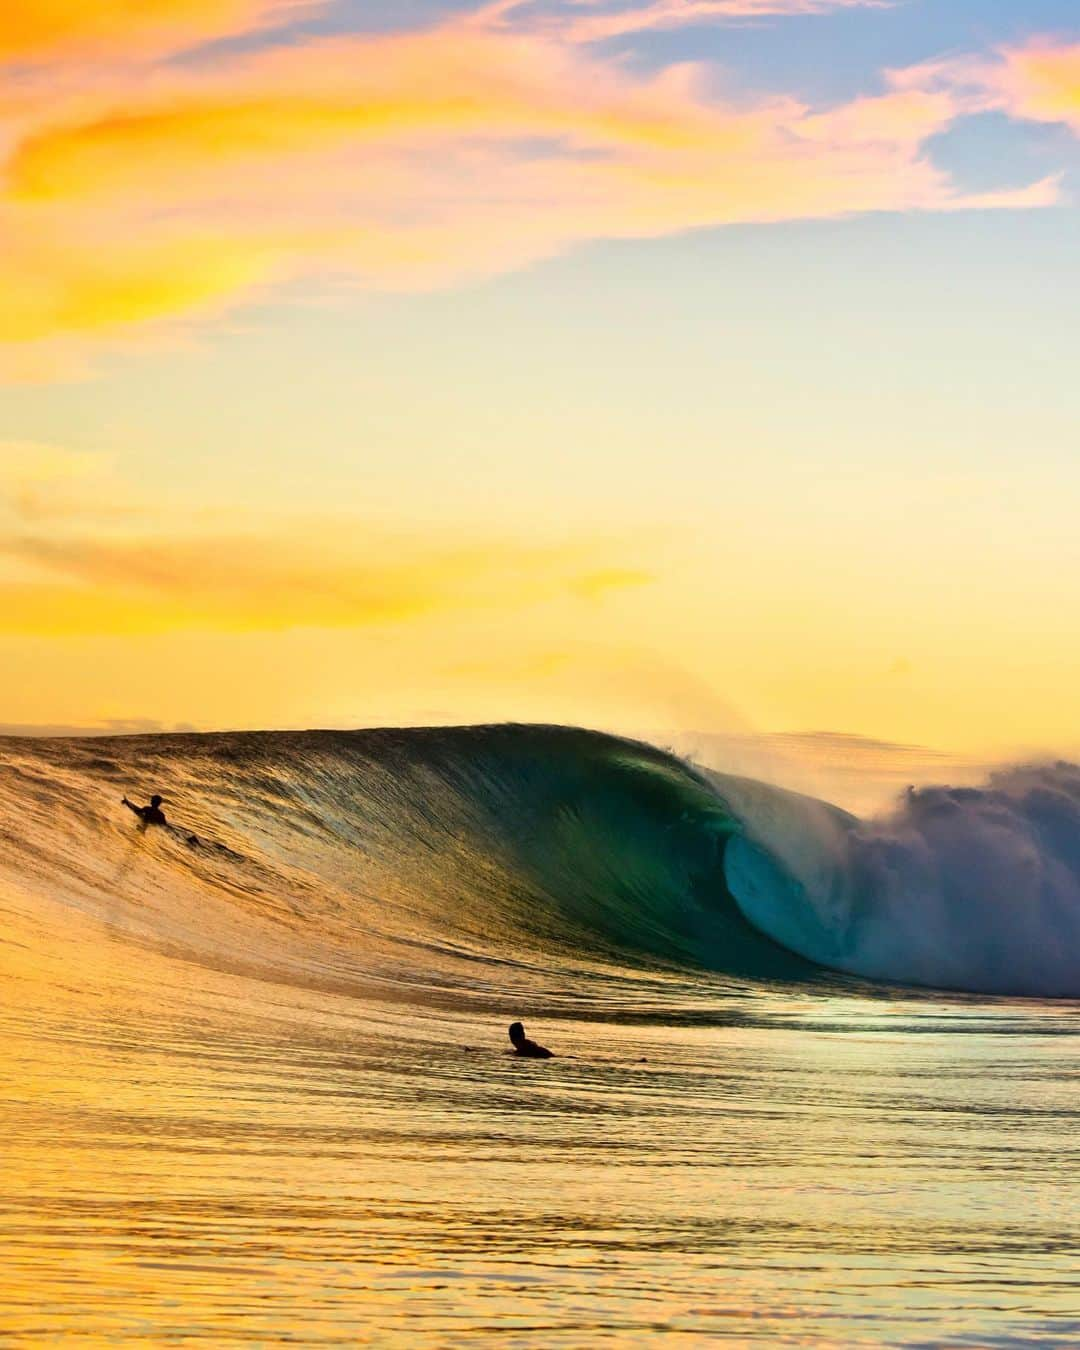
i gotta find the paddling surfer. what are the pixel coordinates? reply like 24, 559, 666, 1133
508, 1021, 553, 1059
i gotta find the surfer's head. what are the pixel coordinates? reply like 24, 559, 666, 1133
508, 1021, 526, 1048
150, 794, 163, 808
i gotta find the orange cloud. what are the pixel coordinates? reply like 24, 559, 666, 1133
0, 230, 284, 344
890, 39, 1080, 136
0, 0, 318, 61
0, 527, 653, 636
996, 42, 1080, 133
0, 9, 1064, 373
6, 28, 761, 207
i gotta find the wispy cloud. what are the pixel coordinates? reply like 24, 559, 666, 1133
0, 0, 323, 61
473, 0, 886, 44
891, 38, 1080, 134
0, 442, 649, 635
0, 442, 145, 524
0, 4, 1068, 377
0, 519, 653, 636
983, 40, 1080, 135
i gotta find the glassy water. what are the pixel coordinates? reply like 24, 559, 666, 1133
1, 727, 1078, 1345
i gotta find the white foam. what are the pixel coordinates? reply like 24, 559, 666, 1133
721, 763, 1080, 998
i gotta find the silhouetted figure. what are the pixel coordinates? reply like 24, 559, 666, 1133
508, 1021, 553, 1059
122, 794, 167, 826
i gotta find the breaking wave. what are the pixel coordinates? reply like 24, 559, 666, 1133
1, 724, 1077, 1000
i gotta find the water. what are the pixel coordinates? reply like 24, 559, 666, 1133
1, 725, 1078, 1345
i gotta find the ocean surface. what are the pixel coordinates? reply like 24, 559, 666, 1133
1, 724, 1078, 1346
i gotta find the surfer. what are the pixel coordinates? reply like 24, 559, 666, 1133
122, 794, 167, 826
508, 1021, 553, 1059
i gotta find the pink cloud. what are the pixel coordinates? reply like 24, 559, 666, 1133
0, 7, 1066, 376
471, 0, 887, 44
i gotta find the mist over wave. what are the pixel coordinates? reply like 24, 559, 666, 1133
847, 765, 1080, 996
717, 761, 1080, 998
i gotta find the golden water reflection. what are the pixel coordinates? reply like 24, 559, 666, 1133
3, 895, 1079, 1346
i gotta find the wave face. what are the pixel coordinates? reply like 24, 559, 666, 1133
1, 724, 1078, 999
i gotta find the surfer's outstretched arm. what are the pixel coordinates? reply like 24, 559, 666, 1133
121, 797, 148, 821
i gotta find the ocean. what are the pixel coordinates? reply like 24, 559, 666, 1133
2, 724, 1078, 1345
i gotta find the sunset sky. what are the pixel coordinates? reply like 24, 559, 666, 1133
1, 0, 1078, 754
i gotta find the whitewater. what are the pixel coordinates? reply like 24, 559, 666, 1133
2, 724, 1079, 1345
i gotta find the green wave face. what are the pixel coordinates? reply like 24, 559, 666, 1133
0, 723, 825, 994
414, 727, 819, 979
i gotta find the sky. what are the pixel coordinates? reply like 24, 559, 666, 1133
1, 0, 1079, 756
